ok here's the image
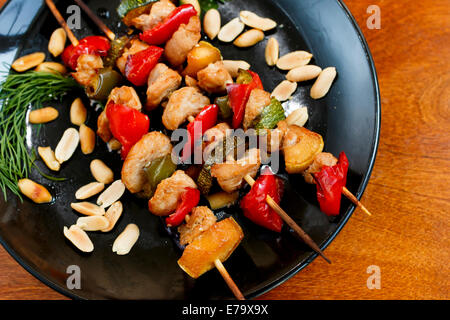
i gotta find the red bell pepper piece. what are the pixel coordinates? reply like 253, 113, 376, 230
62, 36, 110, 70
226, 70, 263, 129
240, 168, 284, 232
165, 187, 200, 227
181, 104, 219, 162
314, 152, 349, 216
139, 4, 197, 45
105, 102, 150, 159
124, 46, 164, 86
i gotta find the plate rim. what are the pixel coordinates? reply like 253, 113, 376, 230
0, 0, 381, 300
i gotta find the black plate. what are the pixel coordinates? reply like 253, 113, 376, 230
0, 0, 380, 299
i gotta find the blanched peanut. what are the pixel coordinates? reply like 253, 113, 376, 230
218, 18, 244, 42
75, 182, 105, 200
48, 28, 66, 57
286, 65, 322, 82
90, 159, 114, 184
38, 146, 60, 171
97, 180, 125, 209
102, 201, 123, 232
286, 107, 309, 127
71, 202, 105, 216
76, 216, 110, 231
29, 107, 58, 124
203, 9, 221, 40
310, 67, 337, 99
12, 52, 45, 72
265, 37, 279, 66
233, 29, 265, 48
79, 124, 95, 155
63, 225, 94, 252
239, 10, 277, 31
112, 224, 140, 255
222, 60, 251, 78
35, 62, 67, 74
55, 128, 79, 164
276, 51, 313, 70
70, 98, 87, 126
18, 179, 52, 204
271, 80, 297, 102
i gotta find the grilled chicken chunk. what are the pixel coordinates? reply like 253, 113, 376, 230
303, 152, 338, 184
97, 86, 142, 143
72, 54, 103, 87
211, 148, 261, 193
165, 15, 201, 67
197, 61, 233, 94
243, 89, 271, 130
107, 86, 142, 111
121, 132, 173, 194
148, 170, 197, 216
116, 39, 149, 74
178, 206, 217, 246
162, 87, 210, 130
146, 63, 182, 110
130, 0, 176, 31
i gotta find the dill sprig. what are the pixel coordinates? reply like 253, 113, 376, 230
0, 70, 80, 200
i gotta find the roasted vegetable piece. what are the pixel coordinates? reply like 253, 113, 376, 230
143, 154, 177, 197
139, 4, 198, 45
165, 187, 200, 227
117, 0, 158, 26
226, 70, 263, 128
105, 102, 150, 158
206, 191, 239, 210
86, 68, 123, 101
177, 217, 244, 279
62, 36, 110, 70
283, 126, 324, 174
214, 96, 232, 119
253, 97, 286, 131
125, 45, 164, 86
181, 104, 219, 162
240, 168, 284, 232
182, 41, 221, 77
314, 152, 349, 216
104, 36, 130, 68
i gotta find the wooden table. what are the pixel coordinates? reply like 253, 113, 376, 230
0, 0, 448, 300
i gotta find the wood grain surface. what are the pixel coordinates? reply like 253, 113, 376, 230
0, 0, 448, 300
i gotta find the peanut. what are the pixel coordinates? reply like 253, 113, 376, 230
55, 128, 80, 164
79, 124, 95, 155
90, 159, 114, 184
203, 9, 221, 40
310, 67, 337, 99
112, 224, 140, 255
48, 28, 67, 57
233, 29, 265, 48
12, 52, 45, 72
70, 98, 87, 126
37, 146, 60, 171
29, 107, 59, 124
18, 179, 52, 204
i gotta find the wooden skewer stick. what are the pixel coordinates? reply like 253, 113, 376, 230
214, 259, 245, 300
73, 0, 116, 41
244, 174, 331, 264
45, 0, 79, 46
342, 187, 372, 216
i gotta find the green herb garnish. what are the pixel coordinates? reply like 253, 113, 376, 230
199, 0, 231, 14
0, 70, 80, 199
